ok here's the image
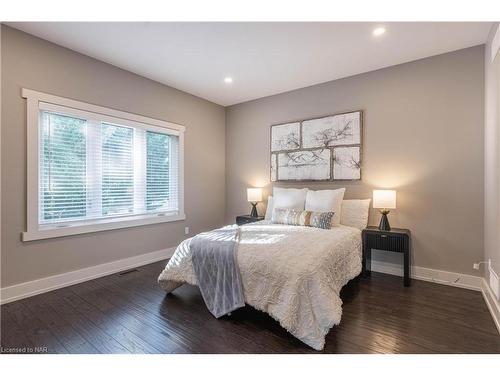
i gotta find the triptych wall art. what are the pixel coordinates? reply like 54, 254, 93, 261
270, 110, 362, 181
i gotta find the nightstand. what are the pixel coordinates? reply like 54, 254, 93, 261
362, 226, 412, 287
236, 215, 264, 226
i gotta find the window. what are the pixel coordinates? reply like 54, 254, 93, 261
23, 89, 185, 241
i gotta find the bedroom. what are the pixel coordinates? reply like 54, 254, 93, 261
1, 0, 500, 372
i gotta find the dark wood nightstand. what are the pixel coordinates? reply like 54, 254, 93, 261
362, 226, 412, 287
236, 215, 264, 226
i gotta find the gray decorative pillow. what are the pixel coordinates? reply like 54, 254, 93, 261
272, 208, 335, 229
309, 211, 335, 229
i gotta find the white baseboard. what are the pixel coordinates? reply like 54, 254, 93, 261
371, 260, 482, 290
481, 277, 500, 334
0, 247, 176, 305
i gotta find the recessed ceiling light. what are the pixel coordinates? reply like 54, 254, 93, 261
224, 77, 233, 84
372, 27, 386, 36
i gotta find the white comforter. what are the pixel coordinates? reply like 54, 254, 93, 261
157, 221, 362, 350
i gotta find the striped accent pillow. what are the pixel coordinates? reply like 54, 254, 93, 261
272, 208, 335, 229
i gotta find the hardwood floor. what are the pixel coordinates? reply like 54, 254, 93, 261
1, 260, 499, 354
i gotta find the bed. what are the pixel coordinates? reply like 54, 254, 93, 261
158, 198, 370, 350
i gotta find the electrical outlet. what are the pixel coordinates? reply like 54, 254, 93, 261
473, 263, 480, 270
185, 226, 189, 235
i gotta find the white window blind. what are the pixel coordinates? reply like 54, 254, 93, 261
24, 91, 185, 241
101, 123, 135, 217
39, 109, 181, 227
40, 112, 87, 224
147, 131, 177, 212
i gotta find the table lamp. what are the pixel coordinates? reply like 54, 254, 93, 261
247, 188, 263, 218
373, 190, 396, 231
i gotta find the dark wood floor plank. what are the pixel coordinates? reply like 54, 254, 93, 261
20, 293, 99, 354
1, 261, 499, 354
43, 290, 130, 354
2, 300, 68, 353
90, 277, 267, 353
75, 278, 200, 353
78, 275, 208, 353
70, 279, 189, 354
60, 289, 161, 354
356, 275, 497, 333
103, 270, 307, 353
0, 309, 38, 353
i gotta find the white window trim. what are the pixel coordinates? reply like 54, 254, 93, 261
22, 88, 186, 241
491, 24, 500, 63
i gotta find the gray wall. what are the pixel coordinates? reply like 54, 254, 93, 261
0, 25, 488, 287
226, 46, 485, 275
1, 26, 226, 287
484, 23, 500, 293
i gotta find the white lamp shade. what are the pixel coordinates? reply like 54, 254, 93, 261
373, 190, 397, 209
247, 188, 263, 203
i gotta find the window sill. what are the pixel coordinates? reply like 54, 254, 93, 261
22, 212, 186, 241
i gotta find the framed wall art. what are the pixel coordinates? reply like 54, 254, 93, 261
270, 110, 362, 181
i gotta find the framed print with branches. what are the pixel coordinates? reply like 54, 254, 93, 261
270, 110, 362, 181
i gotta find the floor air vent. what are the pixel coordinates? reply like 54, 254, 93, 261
117, 268, 140, 277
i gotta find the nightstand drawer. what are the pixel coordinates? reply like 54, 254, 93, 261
362, 226, 411, 286
365, 233, 408, 253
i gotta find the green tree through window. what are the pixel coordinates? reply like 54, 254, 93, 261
102, 123, 134, 216
147, 131, 170, 211
41, 113, 87, 222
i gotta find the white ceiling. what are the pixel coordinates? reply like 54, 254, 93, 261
7, 22, 492, 106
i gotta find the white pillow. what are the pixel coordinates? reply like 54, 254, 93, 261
340, 199, 371, 230
272, 187, 308, 216
264, 196, 274, 220
305, 188, 346, 226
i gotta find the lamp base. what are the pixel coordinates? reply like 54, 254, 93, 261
250, 203, 258, 218
378, 210, 391, 231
